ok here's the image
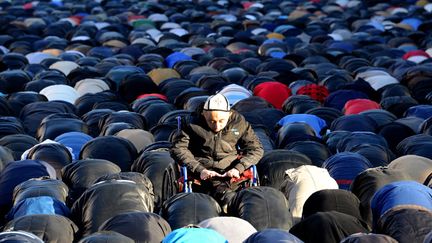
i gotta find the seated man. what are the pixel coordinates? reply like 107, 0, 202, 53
170, 93, 264, 206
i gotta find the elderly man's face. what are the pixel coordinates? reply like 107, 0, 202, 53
202, 110, 231, 133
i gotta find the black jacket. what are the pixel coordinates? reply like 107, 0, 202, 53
170, 110, 263, 173
71, 180, 153, 237
4, 214, 78, 243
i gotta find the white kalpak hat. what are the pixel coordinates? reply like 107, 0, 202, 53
203, 93, 230, 112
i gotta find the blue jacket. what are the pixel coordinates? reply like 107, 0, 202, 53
163, 228, 227, 243
55, 132, 93, 160
371, 180, 432, 227
278, 114, 327, 138
7, 196, 70, 221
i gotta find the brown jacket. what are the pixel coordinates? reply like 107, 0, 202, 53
170, 110, 264, 174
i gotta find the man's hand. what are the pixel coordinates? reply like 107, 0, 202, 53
200, 169, 223, 180
225, 168, 240, 178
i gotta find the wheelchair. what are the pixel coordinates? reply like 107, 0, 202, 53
174, 115, 259, 193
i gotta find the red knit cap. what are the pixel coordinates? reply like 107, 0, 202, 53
343, 98, 381, 115
136, 93, 168, 102
402, 50, 430, 60
253, 81, 291, 109
297, 84, 329, 103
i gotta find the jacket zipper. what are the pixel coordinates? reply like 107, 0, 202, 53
213, 133, 218, 159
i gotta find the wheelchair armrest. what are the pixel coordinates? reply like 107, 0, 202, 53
230, 165, 258, 187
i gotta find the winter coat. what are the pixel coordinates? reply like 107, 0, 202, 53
170, 111, 263, 173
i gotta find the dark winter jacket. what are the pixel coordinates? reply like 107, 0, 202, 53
170, 111, 263, 174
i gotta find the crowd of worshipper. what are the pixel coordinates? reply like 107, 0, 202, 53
0, 0, 432, 242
